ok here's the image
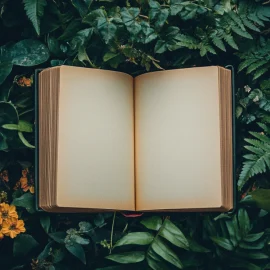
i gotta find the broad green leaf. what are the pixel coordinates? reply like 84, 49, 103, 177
12, 193, 35, 213
47, 36, 62, 56
0, 132, 8, 150
106, 251, 145, 264
71, 235, 90, 245
97, 17, 117, 44
94, 213, 105, 227
0, 62, 12, 85
10, 40, 49, 66
71, 0, 93, 17
23, 0, 47, 35
83, 9, 106, 26
37, 241, 54, 260
49, 232, 66, 244
229, 258, 262, 270
155, 40, 167, 54
114, 232, 154, 247
18, 131, 35, 148
146, 255, 170, 270
58, 20, 82, 41
18, 120, 33, 132
239, 241, 264, 250
0, 102, 19, 126
79, 221, 93, 233
40, 215, 50, 233
238, 208, 251, 236
2, 124, 18, 130
250, 189, 270, 212
66, 242, 86, 264
210, 236, 234, 251
151, 238, 183, 269
243, 232, 264, 242
13, 234, 39, 257
140, 216, 162, 231
188, 238, 210, 253
160, 219, 189, 250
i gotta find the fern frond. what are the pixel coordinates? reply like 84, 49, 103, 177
238, 58, 258, 72
212, 36, 226, 51
223, 33, 238, 50
246, 60, 268, 74
241, 17, 260, 32
238, 128, 270, 190
23, 0, 47, 36
257, 123, 270, 134
253, 67, 269, 80
231, 25, 253, 39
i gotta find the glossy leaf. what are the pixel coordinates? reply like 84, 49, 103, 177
210, 236, 234, 251
140, 216, 162, 231
0, 62, 12, 85
106, 251, 145, 264
160, 219, 189, 250
151, 238, 183, 269
114, 232, 154, 247
40, 215, 50, 233
13, 234, 39, 257
66, 242, 86, 264
10, 40, 49, 66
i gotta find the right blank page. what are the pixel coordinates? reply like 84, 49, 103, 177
135, 66, 226, 211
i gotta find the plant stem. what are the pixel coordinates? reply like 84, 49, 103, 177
109, 211, 116, 254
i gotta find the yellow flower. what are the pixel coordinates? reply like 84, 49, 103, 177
2, 218, 26, 238
0, 203, 18, 222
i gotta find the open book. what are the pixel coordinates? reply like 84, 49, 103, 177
37, 65, 233, 212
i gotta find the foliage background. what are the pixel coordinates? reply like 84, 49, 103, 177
0, 0, 270, 269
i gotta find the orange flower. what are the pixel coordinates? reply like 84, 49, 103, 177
2, 218, 26, 238
0, 223, 4, 240
20, 177, 28, 190
23, 185, 35, 194
0, 203, 18, 222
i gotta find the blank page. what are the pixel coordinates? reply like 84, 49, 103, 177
56, 66, 135, 210
135, 67, 223, 210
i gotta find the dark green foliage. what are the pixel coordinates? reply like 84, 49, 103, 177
0, 0, 270, 269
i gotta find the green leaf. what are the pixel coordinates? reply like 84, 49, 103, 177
94, 213, 105, 227
18, 120, 33, 132
58, 20, 82, 41
106, 251, 145, 264
97, 18, 117, 44
160, 219, 189, 250
10, 39, 49, 66
65, 242, 86, 264
141, 216, 162, 231
188, 238, 210, 253
0, 62, 13, 85
249, 189, 270, 212
40, 215, 50, 233
71, 0, 92, 17
2, 124, 18, 130
12, 193, 35, 213
13, 234, 39, 257
0, 132, 8, 150
210, 236, 234, 251
154, 40, 167, 54
49, 232, 66, 244
71, 235, 90, 245
151, 238, 183, 269
37, 241, 54, 260
114, 232, 154, 247
23, 0, 47, 35
18, 131, 35, 148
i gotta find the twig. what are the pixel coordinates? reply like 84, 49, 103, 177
109, 212, 116, 254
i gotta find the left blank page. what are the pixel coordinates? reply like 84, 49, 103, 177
56, 66, 135, 210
